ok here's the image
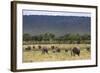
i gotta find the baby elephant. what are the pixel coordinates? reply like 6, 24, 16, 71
42, 47, 48, 54
71, 47, 80, 56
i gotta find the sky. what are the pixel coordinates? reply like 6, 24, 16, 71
23, 10, 91, 36
23, 10, 91, 17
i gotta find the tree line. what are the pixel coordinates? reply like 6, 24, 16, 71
23, 33, 90, 44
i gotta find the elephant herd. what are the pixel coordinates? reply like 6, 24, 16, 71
24, 45, 90, 56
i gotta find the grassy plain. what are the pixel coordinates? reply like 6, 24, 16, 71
23, 44, 91, 62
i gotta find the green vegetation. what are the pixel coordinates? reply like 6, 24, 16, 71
23, 33, 90, 44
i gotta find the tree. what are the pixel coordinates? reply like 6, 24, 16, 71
41, 33, 55, 41
81, 34, 90, 40
48, 33, 55, 41
23, 33, 32, 41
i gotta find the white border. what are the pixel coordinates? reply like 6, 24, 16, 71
17, 3, 96, 69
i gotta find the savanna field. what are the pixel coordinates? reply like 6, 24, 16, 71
22, 11, 91, 63
23, 44, 91, 62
